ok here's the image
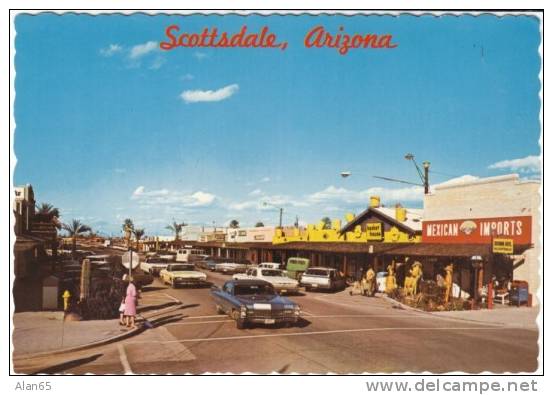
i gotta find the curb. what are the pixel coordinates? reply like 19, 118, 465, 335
377, 294, 537, 328
376, 293, 428, 314
13, 303, 183, 362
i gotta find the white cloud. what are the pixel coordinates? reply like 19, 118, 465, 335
180, 84, 239, 104
100, 44, 123, 57
193, 52, 208, 60
180, 73, 195, 81
113, 168, 126, 174
131, 186, 216, 208
249, 189, 262, 196
129, 41, 158, 59
433, 175, 480, 188
149, 57, 166, 70
488, 155, 541, 173
260, 177, 271, 183
308, 185, 424, 205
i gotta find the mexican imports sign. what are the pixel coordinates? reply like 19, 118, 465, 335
422, 216, 532, 245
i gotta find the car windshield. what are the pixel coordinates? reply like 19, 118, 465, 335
234, 284, 275, 296
170, 265, 194, 271
261, 269, 283, 277
305, 269, 330, 277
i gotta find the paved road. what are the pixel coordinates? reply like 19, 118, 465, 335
14, 268, 539, 374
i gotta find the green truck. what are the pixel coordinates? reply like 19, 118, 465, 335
286, 257, 310, 280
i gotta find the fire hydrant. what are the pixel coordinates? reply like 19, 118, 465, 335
62, 290, 71, 312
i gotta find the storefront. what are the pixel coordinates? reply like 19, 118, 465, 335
422, 174, 540, 306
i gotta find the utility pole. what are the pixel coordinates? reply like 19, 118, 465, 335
279, 208, 283, 228
423, 161, 430, 194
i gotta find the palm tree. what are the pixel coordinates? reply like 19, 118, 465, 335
62, 219, 91, 257
229, 219, 240, 229
122, 218, 134, 247
165, 221, 186, 241
255, 221, 264, 227
36, 202, 60, 218
35, 202, 61, 228
133, 228, 145, 250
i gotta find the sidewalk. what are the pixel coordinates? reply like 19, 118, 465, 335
430, 305, 540, 329
12, 293, 183, 359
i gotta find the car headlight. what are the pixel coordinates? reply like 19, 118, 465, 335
240, 305, 247, 318
294, 305, 301, 315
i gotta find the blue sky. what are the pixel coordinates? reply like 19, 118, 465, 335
14, 13, 542, 236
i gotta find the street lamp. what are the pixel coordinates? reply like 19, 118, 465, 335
263, 202, 283, 228
404, 153, 430, 194
341, 153, 431, 194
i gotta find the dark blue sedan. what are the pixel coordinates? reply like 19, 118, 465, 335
211, 279, 301, 329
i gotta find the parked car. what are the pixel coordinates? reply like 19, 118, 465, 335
286, 257, 310, 280
140, 256, 170, 276
258, 262, 282, 270
176, 247, 205, 262
233, 267, 300, 294
210, 279, 301, 329
197, 256, 228, 271
159, 263, 208, 288
300, 267, 347, 292
215, 260, 250, 274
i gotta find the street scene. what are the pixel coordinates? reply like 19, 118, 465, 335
13, 242, 538, 374
11, 11, 542, 375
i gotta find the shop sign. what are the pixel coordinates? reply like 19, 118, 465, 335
493, 238, 514, 254
366, 222, 383, 241
423, 215, 531, 244
254, 235, 265, 240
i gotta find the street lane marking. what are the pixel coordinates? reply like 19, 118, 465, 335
183, 315, 225, 319
163, 293, 182, 303
166, 319, 233, 326
301, 310, 314, 316
117, 344, 133, 374
128, 325, 510, 344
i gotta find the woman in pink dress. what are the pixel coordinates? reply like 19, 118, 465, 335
124, 277, 138, 329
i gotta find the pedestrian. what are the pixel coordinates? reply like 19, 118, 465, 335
123, 274, 138, 329
118, 296, 126, 326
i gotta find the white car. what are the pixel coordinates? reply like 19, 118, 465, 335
215, 261, 249, 274
140, 257, 170, 276
159, 263, 208, 288
233, 267, 300, 294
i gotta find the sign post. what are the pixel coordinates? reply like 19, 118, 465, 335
122, 250, 140, 276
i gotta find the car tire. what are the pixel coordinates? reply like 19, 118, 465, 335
236, 319, 247, 330
305, 286, 310, 292
216, 305, 225, 314
171, 279, 176, 289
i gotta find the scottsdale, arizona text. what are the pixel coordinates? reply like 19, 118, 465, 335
160, 25, 398, 55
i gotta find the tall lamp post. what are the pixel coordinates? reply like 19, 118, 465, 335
263, 202, 283, 228
341, 153, 431, 194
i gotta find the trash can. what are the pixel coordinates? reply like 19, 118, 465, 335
42, 275, 59, 310
509, 281, 529, 307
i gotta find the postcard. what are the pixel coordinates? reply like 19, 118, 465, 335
10, 10, 543, 377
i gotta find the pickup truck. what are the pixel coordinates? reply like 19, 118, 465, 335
300, 267, 347, 292
159, 263, 208, 288
233, 267, 300, 294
